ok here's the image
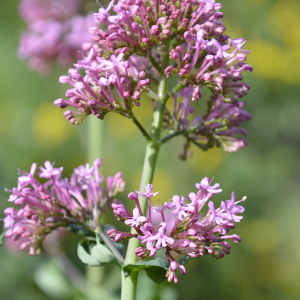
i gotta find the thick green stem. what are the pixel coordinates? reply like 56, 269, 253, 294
86, 117, 107, 299
87, 116, 105, 163
121, 270, 138, 300
121, 48, 169, 300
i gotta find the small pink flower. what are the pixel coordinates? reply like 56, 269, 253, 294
125, 208, 147, 227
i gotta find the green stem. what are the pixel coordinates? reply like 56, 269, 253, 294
86, 117, 107, 299
161, 126, 198, 144
120, 140, 160, 300
119, 110, 152, 141
162, 81, 186, 101
161, 130, 187, 143
149, 54, 163, 75
121, 48, 169, 300
125, 111, 152, 142
147, 88, 158, 99
87, 116, 105, 163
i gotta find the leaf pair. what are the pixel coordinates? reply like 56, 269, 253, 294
77, 238, 117, 266
77, 225, 125, 267
78, 238, 171, 284
77, 224, 191, 284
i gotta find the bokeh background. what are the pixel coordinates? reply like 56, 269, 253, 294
1, 0, 300, 299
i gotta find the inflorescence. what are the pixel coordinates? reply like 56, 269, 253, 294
3, 159, 125, 255
55, 0, 252, 154
109, 179, 245, 282
18, 0, 95, 74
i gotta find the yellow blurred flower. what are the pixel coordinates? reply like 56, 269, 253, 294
32, 102, 73, 148
226, 0, 300, 83
269, 0, 300, 48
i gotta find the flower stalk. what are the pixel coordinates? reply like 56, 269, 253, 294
121, 49, 169, 300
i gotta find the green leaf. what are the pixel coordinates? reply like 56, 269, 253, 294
0, 229, 8, 246
77, 239, 100, 266
77, 238, 116, 267
91, 242, 115, 264
123, 257, 169, 284
145, 266, 168, 284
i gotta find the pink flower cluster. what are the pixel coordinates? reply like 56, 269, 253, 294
54, 52, 150, 124
166, 32, 252, 102
55, 0, 252, 154
109, 178, 245, 282
167, 87, 252, 156
18, 0, 95, 74
3, 159, 125, 255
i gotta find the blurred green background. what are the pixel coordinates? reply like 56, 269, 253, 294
0, 0, 300, 299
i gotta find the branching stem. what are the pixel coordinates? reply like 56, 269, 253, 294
96, 228, 125, 265
121, 46, 169, 300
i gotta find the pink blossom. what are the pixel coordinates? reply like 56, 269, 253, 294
125, 208, 147, 227
111, 178, 246, 282
38, 161, 63, 179
195, 177, 222, 194
3, 159, 125, 255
